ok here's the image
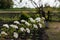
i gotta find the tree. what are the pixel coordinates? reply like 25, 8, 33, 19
0, 0, 13, 9
29, 0, 46, 18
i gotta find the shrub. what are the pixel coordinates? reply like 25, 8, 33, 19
0, 16, 46, 40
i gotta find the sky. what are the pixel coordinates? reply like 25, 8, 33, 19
12, 0, 60, 8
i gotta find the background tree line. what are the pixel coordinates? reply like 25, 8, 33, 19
0, 0, 60, 9
0, 0, 13, 9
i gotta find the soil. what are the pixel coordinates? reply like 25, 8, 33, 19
46, 22, 60, 40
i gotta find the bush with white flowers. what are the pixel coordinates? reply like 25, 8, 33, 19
0, 17, 45, 39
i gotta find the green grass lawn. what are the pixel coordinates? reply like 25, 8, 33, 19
0, 7, 60, 12
0, 8, 36, 11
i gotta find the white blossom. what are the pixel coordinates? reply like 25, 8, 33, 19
38, 23, 42, 28
21, 20, 26, 22
35, 17, 41, 22
29, 18, 35, 23
13, 32, 18, 38
3, 24, 9, 28
20, 27, 25, 32
26, 28, 30, 33
25, 22, 31, 26
42, 17, 45, 20
14, 21, 20, 24
10, 24, 18, 29
33, 24, 38, 29
1, 31, 8, 35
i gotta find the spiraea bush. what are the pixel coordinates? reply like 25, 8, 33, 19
0, 13, 48, 40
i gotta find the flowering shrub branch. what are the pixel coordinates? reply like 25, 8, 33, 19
0, 17, 45, 39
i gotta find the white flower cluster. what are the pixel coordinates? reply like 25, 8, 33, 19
29, 18, 35, 23
2, 21, 20, 29
21, 20, 31, 26
0, 17, 45, 38
25, 22, 31, 26
20, 27, 25, 32
1, 31, 8, 35
35, 17, 41, 22
38, 23, 42, 28
42, 17, 45, 20
3, 24, 9, 28
26, 28, 30, 33
33, 24, 38, 29
20, 27, 30, 33
13, 32, 18, 38
13, 28, 30, 38
14, 21, 20, 25
10, 24, 18, 29
21, 20, 26, 22
29, 17, 45, 23
28, 17, 45, 28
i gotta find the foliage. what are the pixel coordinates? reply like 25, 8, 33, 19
0, 13, 45, 39
0, 0, 13, 9
0, 13, 20, 23
20, 12, 31, 20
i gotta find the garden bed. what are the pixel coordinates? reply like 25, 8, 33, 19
0, 28, 48, 40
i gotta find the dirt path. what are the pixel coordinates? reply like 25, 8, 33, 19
46, 22, 60, 40
49, 22, 60, 32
